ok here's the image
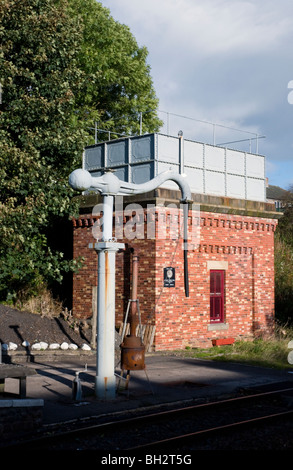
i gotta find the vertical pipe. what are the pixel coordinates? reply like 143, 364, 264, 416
130, 254, 139, 335
179, 132, 184, 175
131, 255, 138, 303
102, 195, 114, 241
94, 193, 124, 399
183, 202, 189, 297
95, 247, 117, 399
91, 286, 97, 349
251, 252, 256, 334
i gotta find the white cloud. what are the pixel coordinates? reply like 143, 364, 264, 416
103, 0, 293, 187
105, 0, 293, 57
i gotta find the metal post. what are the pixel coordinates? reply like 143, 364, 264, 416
178, 131, 184, 175
91, 192, 124, 399
101, 195, 114, 241
94, 241, 123, 399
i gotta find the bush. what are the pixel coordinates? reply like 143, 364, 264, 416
17, 288, 63, 318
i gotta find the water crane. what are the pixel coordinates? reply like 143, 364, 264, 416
69, 168, 191, 399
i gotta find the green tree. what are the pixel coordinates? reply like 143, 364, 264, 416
274, 191, 293, 325
67, 0, 162, 141
0, 0, 162, 305
0, 0, 85, 165
0, 0, 85, 302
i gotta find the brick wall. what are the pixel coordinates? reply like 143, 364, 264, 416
72, 195, 278, 350
153, 210, 277, 349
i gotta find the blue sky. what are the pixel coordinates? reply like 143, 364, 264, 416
102, 0, 293, 190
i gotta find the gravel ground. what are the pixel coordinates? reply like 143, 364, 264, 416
0, 304, 91, 350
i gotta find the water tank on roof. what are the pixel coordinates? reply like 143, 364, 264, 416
83, 133, 266, 202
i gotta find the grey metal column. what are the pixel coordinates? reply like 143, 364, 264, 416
94, 241, 123, 398
90, 193, 124, 399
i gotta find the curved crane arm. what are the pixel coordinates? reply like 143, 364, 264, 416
69, 168, 191, 202
118, 171, 191, 202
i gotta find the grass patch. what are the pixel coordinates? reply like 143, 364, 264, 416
171, 326, 293, 370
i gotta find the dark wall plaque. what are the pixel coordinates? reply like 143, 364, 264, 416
164, 267, 175, 287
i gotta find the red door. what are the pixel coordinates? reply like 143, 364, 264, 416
210, 270, 224, 322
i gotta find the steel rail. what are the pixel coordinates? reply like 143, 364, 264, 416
128, 409, 293, 451
3, 385, 293, 449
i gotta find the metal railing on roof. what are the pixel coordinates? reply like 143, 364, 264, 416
88, 110, 265, 155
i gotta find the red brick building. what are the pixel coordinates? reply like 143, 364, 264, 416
72, 187, 279, 350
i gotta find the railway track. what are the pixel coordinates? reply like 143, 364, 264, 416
3, 383, 293, 451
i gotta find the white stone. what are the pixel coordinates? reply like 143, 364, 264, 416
69, 344, 78, 350
8, 342, 18, 350
288, 350, 293, 365
22, 340, 30, 347
288, 340, 293, 349
49, 343, 60, 350
81, 343, 91, 351
60, 342, 69, 350
32, 342, 48, 350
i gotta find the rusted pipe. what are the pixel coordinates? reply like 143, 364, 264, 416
121, 253, 145, 371
129, 254, 139, 336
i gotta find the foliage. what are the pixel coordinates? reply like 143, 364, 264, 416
17, 286, 63, 317
274, 233, 293, 324
0, 0, 85, 302
0, 0, 162, 304
274, 196, 293, 325
67, 0, 162, 142
0, 0, 86, 164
